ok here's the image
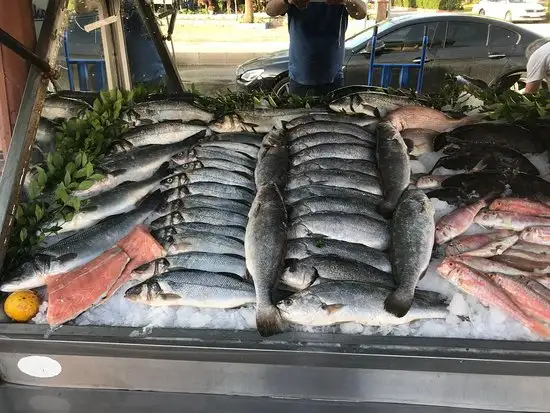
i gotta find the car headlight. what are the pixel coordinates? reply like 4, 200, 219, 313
240, 69, 264, 82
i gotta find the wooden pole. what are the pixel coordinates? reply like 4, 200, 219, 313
0, 0, 36, 154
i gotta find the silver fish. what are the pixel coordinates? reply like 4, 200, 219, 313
199, 141, 259, 158
41, 95, 91, 120
291, 144, 376, 166
171, 146, 257, 169
281, 255, 394, 291
285, 113, 378, 129
131, 252, 247, 281
172, 159, 254, 177
288, 212, 390, 251
277, 280, 448, 327
288, 121, 376, 143
245, 183, 287, 336
155, 195, 249, 218
35, 118, 57, 155
285, 185, 382, 205
210, 109, 326, 133
289, 196, 385, 222
286, 238, 391, 273
385, 190, 435, 317
125, 270, 255, 308
160, 233, 244, 257
108, 121, 208, 154
150, 208, 248, 229
329, 92, 425, 118
163, 182, 254, 204
132, 100, 214, 124
152, 222, 245, 242
287, 170, 382, 196
289, 158, 379, 178
161, 168, 255, 191
376, 121, 410, 217
255, 129, 288, 191
0, 191, 164, 292
204, 132, 262, 147
289, 132, 373, 155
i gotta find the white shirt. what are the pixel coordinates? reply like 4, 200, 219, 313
526, 41, 550, 89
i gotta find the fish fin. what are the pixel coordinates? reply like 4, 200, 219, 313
256, 306, 285, 337
377, 200, 395, 219
419, 268, 428, 280
321, 303, 344, 314
280, 120, 288, 128
54, 253, 78, 264
403, 138, 414, 154
384, 287, 413, 318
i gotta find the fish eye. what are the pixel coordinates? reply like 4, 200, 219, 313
283, 298, 293, 306
165, 177, 173, 184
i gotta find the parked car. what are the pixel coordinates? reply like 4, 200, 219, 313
235, 14, 542, 95
472, 0, 547, 23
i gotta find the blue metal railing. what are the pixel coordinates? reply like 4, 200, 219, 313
367, 25, 429, 93
63, 31, 106, 91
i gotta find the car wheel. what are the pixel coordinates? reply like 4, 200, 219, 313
504, 11, 512, 21
273, 77, 290, 97
478, 9, 485, 15
493, 71, 547, 94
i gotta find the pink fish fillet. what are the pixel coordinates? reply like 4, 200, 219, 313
435, 199, 487, 245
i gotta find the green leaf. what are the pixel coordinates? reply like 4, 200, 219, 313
16, 205, 24, 221
35, 204, 44, 221
73, 168, 88, 179
89, 173, 105, 181
267, 95, 277, 108
28, 179, 40, 200
93, 98, 102, 112
67, 182, 79, 190
78, 180, 94, 190
19, 228, 27, 242
52, 152, 64, 169
64, 211, 74, 222
64, 170, 71, 187
70, 197, 81, 211
35, 166, 47, 187
75, 152, 83, 167
85, 162, 94, 178
82, 152, 88, 167
56, 186, 70, 204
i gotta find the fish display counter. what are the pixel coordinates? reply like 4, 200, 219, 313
1, 88, 550, 412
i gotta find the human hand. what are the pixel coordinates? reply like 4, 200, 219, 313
289, 0, 310, 9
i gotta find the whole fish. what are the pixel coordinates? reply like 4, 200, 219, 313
444, 230, 516, 256
42, 95, 91, 120
291, 143, 376, 166
172, 159, 254, 177
451, 256, 537, 277
385, 190, 434, 317
288, 212, 390, 250
461, 234, 519, 257
475, 210, 550, 231
171, 146, 256, 169
199, 140, 259, 158
280, 255, 394, 291
277, 280, 448, 327
488, 273, 550, 322
132, 100, 214, 124
285, 113, 378, 129
376, 121, 410, 217
152, 222, 245, 242
286, 238, 391, 272
245, 183, 288, 336
161, 168, 255, 191
159, 233, 244, 257
289, 158, 379, 178
520, 226, 550, 246
255, 129, 288, 191
287, 170, 382, 196
287, 121, 376, 144
385, 106, 475, 132
131, 252, 247, 281
125, 270, 255, 308
437, 259, 550, 337
289, 196, 385, 222
163, 182, 254, 205
513, 240, 550, 255
435, 199, 487, 244
205, 132, 262, 147
502, 248, 550, 264
150, 208, 247, 229
155, 195, 249, 218
492, 255, 550, 273
520, 277, 550, 301
108, 121, 208, 154
401, 128, 437, 157
415, 174, 452, 190
329, 92, 425, 118
0, 191, 164, 292
439, 172, 508, 197
285, 185, 382, 205
490, 198, 550, 217
209, 109, 325, 133
35, 118, 57, 155
289, 132, 373, 155
434, 123, 546, 154
509, 174, 550, 199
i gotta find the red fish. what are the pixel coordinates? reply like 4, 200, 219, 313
489, 198, 550, 217
444, 230, 516, 256
435, 199, 487, 245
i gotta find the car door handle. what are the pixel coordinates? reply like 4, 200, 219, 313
412, 57, 431, 63
488, 53, 507, 59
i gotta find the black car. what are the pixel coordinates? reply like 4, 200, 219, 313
235, 13, 542, 95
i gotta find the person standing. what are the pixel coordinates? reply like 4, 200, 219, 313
524, 38, 550, 93
266, 0, 367, 97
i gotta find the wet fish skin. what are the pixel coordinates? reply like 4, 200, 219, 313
385, 106, 476, 132
435, 199, 487, 244
289, 132, 373, 155
475, 210, 550, 231
161, 168, 255, 191
287, 169, 382, 196
277, 280, 448, 327
150, 208, 247, 230
426, 187, 481, 207
42, 95, 91, 120
289, 196, 386, 222
0, 191, 164, 292
35, 118, 57, 154
437, 259, 550, 337
385, 190, 434, 317
170, 146, 256, 169
171, 159, 254, 176
520, 226, 550, 246
489, 198, 550, 217
285, 185, 382, 206
155, 195, 249, 218
461, 234, 519, 258
291, 143, 376, 166
329, 92, 425, 118
159, 233, 244, 257
415, 174, 452, 190
287, 121, 376, 144
210, 109, 326, 133
520, 277, 550, 301
376, 121, 410, 217
125, 270, 255, 308
162, 182, 254, 205
502, 248, 550, 264
255, 129, 288, 191
445, 230, 516, 256
245, 183, 288, 336
285, 113, 378, 129
199, 140, 260, 158
132, 100, 214, 124
289, 158, 379, 178
152, 222, 245, 242
513, 240, 550, 255
204, 132, 262, 147
286, 238, 391, 272
451, 256, 537, 277
281, 256, 394, 291
401, 128, 437, 157
288, 212, 390, 251
492, 254, 550, 273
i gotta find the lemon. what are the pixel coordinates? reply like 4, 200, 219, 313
3, 290, 40, 322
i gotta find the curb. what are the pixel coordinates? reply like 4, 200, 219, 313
175, 51, 264, 66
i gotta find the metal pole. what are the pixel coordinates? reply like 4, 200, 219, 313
416, 25, 428, 93
0, 28, 53, 75
367, 25, 378, 86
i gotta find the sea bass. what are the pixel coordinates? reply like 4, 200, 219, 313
435, 199, 487, 244
285, 185, 382, 206
170, 146, 257, 169
159, 233, 244, 257
150, 208, 247, 229
288, 196, 386, 222
287, 169, 382, 196
152, 222, 245, 243
163, 182, 254, 205
154, 195, 249, 219
255, 129, 288, 191
161, 168, 255, 191
291, 143, 376, 166
172, 158, 254, 177
289, 158, 379, 178
285, 113, 378, 129
289, 132, 373, 154
42, 95, 91, 120
329, 92, 425, 118
132, 99, 214, 124
287, 121, 376, 144
385, 106, 476, 132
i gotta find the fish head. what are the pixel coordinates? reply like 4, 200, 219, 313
130, 258, 169, 282
280, 259, 316, 291
107, 140, 134, 155
174, 160, 203, 173
170, 148, 196, 165
434, 222, 456, 245
156, 200, 185, 217
277, 290, 339, 325
328, 96, 351, 113
160, 173, 189, 190
125, 279, 164, 303
0, 260, 45, 292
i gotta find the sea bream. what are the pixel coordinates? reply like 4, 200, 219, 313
385, 106, 476, 132
291, 143, 376, 166
287, 121, 376, 144
160, 168, 255, 191
0, 191, 164, 292
277, 280, 448, 327
287, 170, 382, 196
289, 157, 379, 178
154, 195, 249, 218
288, 196, 386, 222
132, 99, 214, 124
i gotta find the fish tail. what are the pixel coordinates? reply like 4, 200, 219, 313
384, 287, 414, 318
377, 200, 395, 219
256, 305, 285, 337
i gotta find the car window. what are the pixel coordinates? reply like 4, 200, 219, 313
445, 22, 488, 48
380, 23, 442, 53
489, 26, 519, 47
345, 20, 397, 50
